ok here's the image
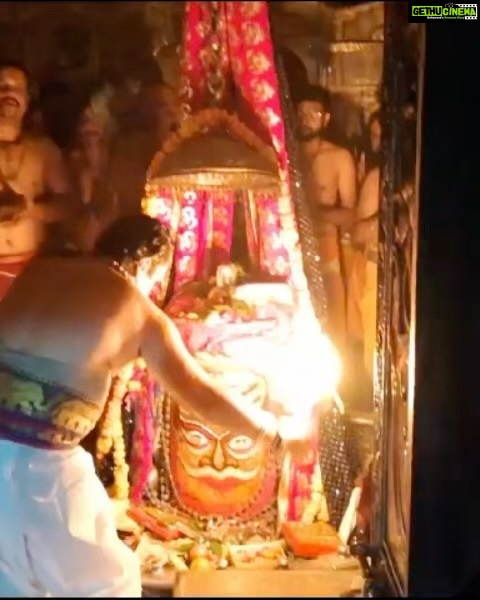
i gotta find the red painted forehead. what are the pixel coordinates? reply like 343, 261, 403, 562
174, 407, 231, 438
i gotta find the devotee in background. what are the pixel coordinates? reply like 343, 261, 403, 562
347, 166, 380, 382
296, 84, 357, 354
328, 91, 365, 160
109, 60, 177, 217
138, 61, 177, 146
0, 213, 310, 597
108, 68, 143, 136
64, 84, 118, 251
0, 60, 76, 300
67, 84, 116, 207
357, 110, 381, 185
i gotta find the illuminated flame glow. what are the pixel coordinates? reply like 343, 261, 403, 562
142, 194, 168, 219
276, 306, 343, 446
219, 300, 343, 431
289, 307, 342, 418
143, 189, 342, 435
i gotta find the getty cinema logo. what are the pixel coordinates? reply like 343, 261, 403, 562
410, 3, 478, 20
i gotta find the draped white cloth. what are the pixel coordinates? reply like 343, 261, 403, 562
0, 440, 141, 597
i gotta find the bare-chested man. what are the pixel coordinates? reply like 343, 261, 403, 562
296, 85, 357, 352
110, 69, 177, 218
347, 167, 380, 381
0, 61, 74, 299
0, 214, 307, 597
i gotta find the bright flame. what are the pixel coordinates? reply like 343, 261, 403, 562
279, 305, 342, 420
215, 300, 343, 423
289, 331, 342, 420
275, 309, 343, 446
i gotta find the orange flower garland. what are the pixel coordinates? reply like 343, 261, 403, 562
96, 360, 145, 500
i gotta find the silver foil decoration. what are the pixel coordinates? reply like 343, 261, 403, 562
269, 29, 328, 325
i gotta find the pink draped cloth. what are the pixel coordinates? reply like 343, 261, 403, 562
174, 317, 285, 356
172, 1, 293, 285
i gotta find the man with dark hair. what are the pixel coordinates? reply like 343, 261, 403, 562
296, 84, 357, 353
0, 60, 75, 299
0, 214, 306, 597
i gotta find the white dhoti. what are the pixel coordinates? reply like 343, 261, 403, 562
0, 440, 141, 598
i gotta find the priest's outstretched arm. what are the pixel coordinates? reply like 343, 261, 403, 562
140, 305, 277, 440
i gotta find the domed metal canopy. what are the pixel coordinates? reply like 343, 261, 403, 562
148, 130, 280, 193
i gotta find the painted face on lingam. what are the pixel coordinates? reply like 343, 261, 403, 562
165, 371, 278, 520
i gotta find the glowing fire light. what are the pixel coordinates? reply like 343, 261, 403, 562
222, 298, 343, 428
279, 304, 342, 418
276, 307, 342, 450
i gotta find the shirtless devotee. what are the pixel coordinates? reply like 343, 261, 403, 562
0, 61, 74, 299
297, 85, 357, 352
109, 63, 177, 217
357, 110, 381, 185
347, 167, 380, 382
64, 84, 118, 252
0, 214, 308, 598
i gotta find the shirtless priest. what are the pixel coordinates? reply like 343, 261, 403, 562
0, 214, 306, 597
0, 61, 75, 299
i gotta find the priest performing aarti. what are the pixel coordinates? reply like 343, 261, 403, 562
0, 213, 308, 597
93, 1, 362, 585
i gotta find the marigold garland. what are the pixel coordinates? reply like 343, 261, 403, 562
96, 360, 147, 500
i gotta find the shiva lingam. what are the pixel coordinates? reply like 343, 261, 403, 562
95, 2, 358, 578
123, 262, 348, 576
152, 263, 284, 530
141, 107, 284, 527
97, 111, 355, 576
142, 259, 345, 535
134, 103, 355, 547
141, 108, 290, 532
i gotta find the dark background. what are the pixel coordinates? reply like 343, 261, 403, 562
409, 21, 479, 597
